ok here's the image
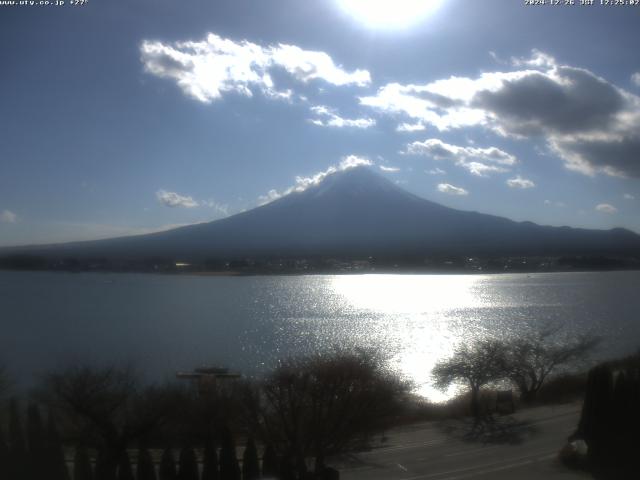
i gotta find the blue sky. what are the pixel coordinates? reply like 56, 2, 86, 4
1, 0, 639, 246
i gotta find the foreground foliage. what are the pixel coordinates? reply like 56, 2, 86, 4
432, 328, 599, 418
573, 352, 640, 479
0, 351, 407, 479
244, 350, 411, 475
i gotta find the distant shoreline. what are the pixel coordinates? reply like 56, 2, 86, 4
2, 265, 639, 277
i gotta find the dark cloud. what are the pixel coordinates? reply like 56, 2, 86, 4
414, 90, 462, 109
474, 67, 625, 136
365, 52, 640, 178
554, 135, 640, 178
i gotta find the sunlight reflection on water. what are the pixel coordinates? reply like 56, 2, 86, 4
259, 272, 636, 401
2, 271, 638, 402
329, 274, 487, 400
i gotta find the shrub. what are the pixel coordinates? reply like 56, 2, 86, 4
136, 447, 156, 480
201, 442, 219, 480
73, 446, 94, 480
241, 438, 259, 480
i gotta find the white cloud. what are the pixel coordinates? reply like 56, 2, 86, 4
362, 51, 640, 178
269, 44, 370, 87
379, 165, 400, 172
631, 72, 640, 87
0, 209, 17, 223
462, 162, 508, 176
309, 105, 375, 128
506, 176, 536, 189
489, 50, 507, 65
258, 155, 373, 205
339, 155, 372, 170
140, 33, 370, 104
406, 138, 516, 164
437, 183, 468, 196
156, 190, 199, 208
624, 193, 635, 200
397, 121, 426, 132
425, 167, 446, 175
360, 82, 488, 131
201, 199, 230, 216
155, 191, 230, 216
405, 138, 515, 177
511, 49, 556, 69
258, 189, 283, 205
595, 203, 617, 214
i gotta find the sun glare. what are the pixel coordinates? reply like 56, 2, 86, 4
330, 274, 488, 399
338, 0, 445, 30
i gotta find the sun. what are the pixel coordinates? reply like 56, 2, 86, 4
338, 0, 445, 30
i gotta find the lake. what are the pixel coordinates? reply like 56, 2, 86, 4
1, 270, 639, 400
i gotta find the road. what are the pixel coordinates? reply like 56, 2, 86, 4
338, 403, 590, 480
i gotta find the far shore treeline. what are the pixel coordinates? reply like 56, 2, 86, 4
1, 252, 639, 275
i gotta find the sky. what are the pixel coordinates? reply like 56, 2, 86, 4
1, 0, 639, 247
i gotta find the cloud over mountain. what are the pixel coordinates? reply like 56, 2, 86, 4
258, 155, 372, 205
156, 190, 199, 208
437, 183, 468, 196
595, 203, 617, 214
0, 210, 17, 223
506, 176, 536, 189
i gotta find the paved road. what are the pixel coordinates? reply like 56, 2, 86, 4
338, 403, 590, 480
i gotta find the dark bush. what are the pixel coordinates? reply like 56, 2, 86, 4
46, 411, 70, 480
201, 442, 219, 480
219, 427, 240, 480
0, 426, 10, 480
261, 445, 278, 478
117, 451, 135, 480
27, 404, 47, 479
136, 447, 157, 480
9, 399, 27, 480
159, 448, 178, 480
95, 447, 118, 480
573, 353, 640, 478
241, 438, 260, 480
535, 373, 587, 404
178, 446, 199, 480
73, 446, 94, 480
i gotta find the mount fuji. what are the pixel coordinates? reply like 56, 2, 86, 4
2, 167, 639, 263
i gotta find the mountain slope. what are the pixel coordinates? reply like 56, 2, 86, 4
3, 167, 640, 260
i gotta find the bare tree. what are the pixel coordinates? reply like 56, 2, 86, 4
247, 350, 410, 475
503, 327, 600, 403
38, 365, 178, 479
432, 339, 507, 420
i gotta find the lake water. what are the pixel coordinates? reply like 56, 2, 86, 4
1, 270, 639, 400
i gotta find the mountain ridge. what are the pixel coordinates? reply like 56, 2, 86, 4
2, 167, 639, 263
